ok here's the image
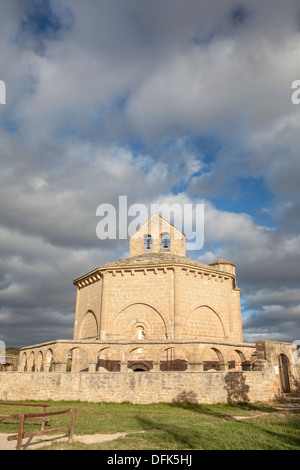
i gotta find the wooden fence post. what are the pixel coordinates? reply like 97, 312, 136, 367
69, 408, 76, 442
16, 414, 25, 451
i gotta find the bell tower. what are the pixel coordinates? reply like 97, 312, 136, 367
129, 213, 186, 257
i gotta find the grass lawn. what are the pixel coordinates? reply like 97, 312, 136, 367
0, 400, 299, 450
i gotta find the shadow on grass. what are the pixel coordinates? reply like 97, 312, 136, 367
235, 414, 300, 449
171, 389, 283, 420
169, 389, 300, 449
135, 415, 201, 450
134, 406, 300, 450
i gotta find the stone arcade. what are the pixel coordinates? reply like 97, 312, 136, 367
1, 214, 298, 404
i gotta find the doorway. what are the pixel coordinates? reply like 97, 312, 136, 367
278, 354, 291, 393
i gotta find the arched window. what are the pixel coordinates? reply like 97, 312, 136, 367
133, 325, 145, 342
133, 326, 145, 354
137, 328, 144, 340
144, 234, 153, 252
161, 233, 170, 251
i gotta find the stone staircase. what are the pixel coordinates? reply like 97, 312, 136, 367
280, 392, 300, 404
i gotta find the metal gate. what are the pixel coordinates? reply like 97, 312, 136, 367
278, 354, 291, 393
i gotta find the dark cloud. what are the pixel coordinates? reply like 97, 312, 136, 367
242, 304, 300, 343
230, 5, 252, 26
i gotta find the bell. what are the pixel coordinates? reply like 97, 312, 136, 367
164, 238, 169, 249
146, 238, 151, 250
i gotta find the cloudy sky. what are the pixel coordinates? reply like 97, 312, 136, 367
0, 0, 300, 347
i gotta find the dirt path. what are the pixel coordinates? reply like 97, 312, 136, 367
0, 431, 145, 450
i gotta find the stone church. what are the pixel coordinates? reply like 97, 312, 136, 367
12, 214, 298, 404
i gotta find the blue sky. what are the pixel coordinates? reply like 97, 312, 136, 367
0, 0, 300, 346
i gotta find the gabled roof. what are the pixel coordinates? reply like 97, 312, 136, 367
130, 213, 185, 239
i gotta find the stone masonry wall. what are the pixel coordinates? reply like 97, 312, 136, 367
175, 269, 242, 342
0, 370, 280, 404
74, 277, 102, 339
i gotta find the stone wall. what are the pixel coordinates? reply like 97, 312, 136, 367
0, 369, 280, 404
73, 276, 102, 339
175, 268, 242, 341
0, 356, 18, 372
102, 270, 174, 340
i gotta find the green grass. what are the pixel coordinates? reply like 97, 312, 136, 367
0, 400, 299, 450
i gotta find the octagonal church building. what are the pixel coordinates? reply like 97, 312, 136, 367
75, 214, 243, 344
14, 213, 300, 404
